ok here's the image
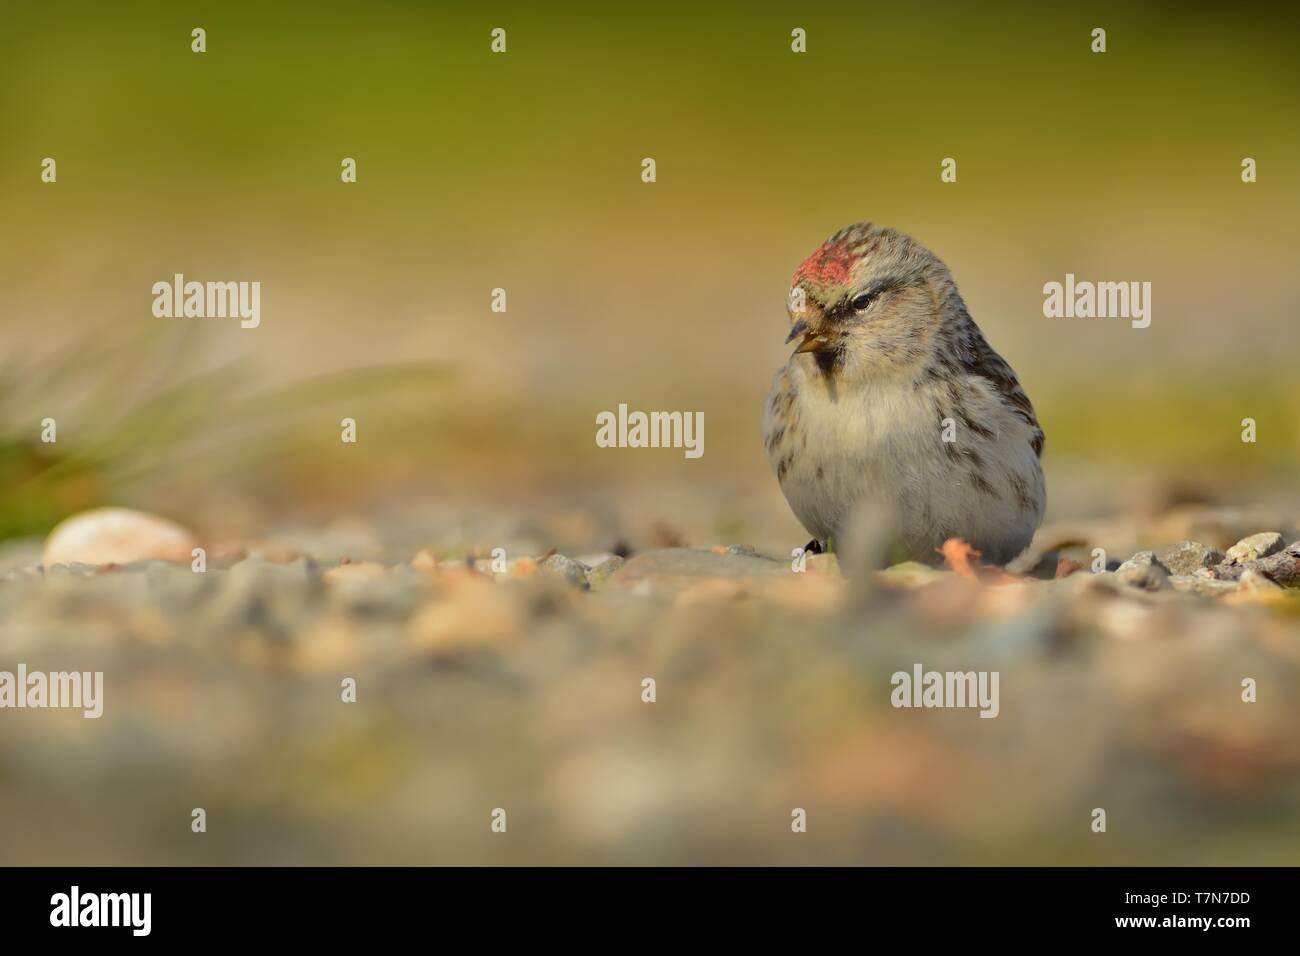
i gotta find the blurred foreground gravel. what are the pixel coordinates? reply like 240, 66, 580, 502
1, 503, 1298, 865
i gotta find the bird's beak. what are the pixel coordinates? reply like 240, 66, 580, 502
785, 319, 831, 354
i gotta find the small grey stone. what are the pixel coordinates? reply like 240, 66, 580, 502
1155, 541, 1224, 576
1116, 551, 1155, 573
1235, 542, 1300, 588
585, 556, 625, 590
1168, 575, 1239, 597
1116, 554, 1170, 591
1225, 532, 1285, 565
539, 554, 591, 589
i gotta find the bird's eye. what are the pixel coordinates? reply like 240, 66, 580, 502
850, 292, 874, 312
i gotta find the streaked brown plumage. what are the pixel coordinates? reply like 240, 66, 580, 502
762, 222, 1045, 565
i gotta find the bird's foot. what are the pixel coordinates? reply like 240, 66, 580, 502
938, 538, 983, 581
937, 537, 1021, 584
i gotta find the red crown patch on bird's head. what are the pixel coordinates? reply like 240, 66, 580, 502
793, 240, 858, 288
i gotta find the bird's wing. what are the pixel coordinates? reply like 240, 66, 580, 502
960, 325, 1045, 458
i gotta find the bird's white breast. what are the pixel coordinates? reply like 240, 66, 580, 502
765, 357, 1044, 563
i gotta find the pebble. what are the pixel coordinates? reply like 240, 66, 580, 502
1154, 540, 1224, 576
1115, 554, 1170, 591
42, 508, 197, 567
539, 554, 591, 589
585, 556, 625, 590
1116, 550, 1154, 571
1225, 532, 1285, 565
1167, 575, 1240, 598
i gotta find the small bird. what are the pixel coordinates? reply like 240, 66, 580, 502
762, 223, 1045, 566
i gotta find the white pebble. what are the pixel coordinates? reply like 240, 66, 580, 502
42, 508, 197, 567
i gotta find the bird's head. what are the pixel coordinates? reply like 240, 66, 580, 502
786, 222, 959, 382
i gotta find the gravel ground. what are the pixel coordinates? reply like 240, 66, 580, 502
1, 503, 1298, 865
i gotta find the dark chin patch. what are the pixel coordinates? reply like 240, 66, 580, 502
813, 349, 842, 377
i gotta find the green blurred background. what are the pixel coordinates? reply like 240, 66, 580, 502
1, 0, 1297, 544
